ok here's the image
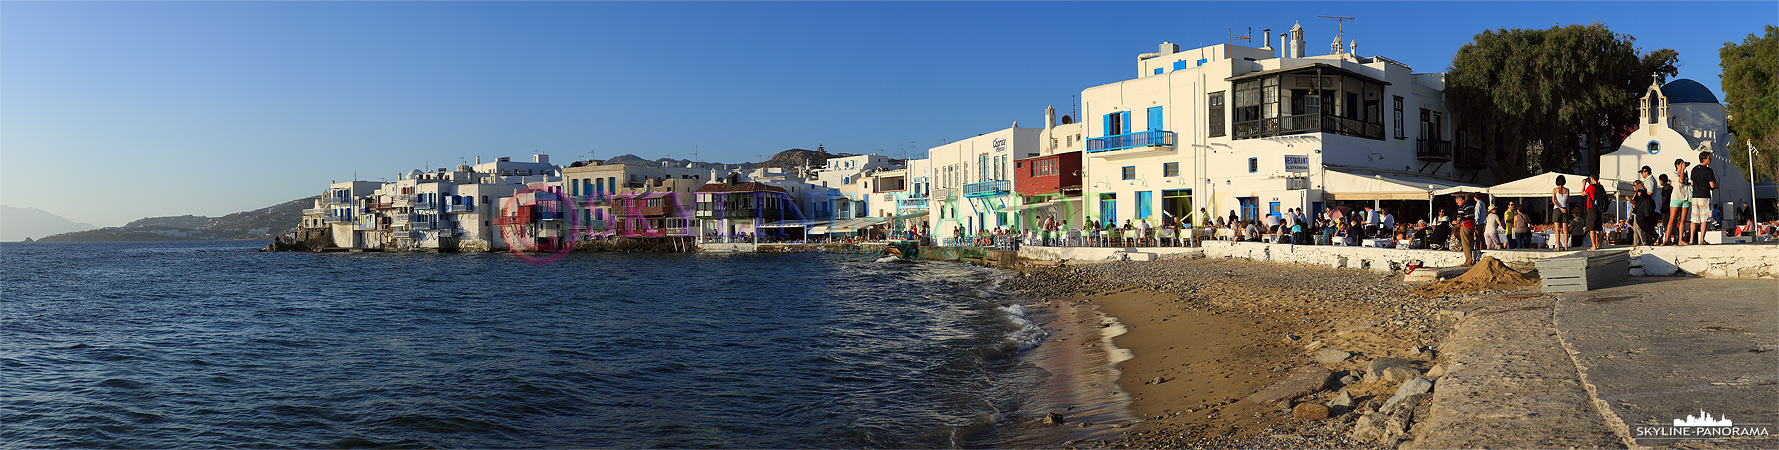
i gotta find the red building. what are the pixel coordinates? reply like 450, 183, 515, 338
1014, 151, 1083, 196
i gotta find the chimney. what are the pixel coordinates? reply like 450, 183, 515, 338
1045, 105, 1056, 130
1289, 22, 1305, 58
1261, 28, 1272, 51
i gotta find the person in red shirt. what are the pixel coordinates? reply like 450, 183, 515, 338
1583, 176, 1607, 250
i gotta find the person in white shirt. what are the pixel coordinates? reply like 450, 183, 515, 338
1484, 206, 1505, 249
1364, 206, 1381, 238
1380, 208, 1396, 230
1135, 219, 1151, 245
1263, 213, 1281, 234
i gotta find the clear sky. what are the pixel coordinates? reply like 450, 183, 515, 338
3, 1, 1772, 227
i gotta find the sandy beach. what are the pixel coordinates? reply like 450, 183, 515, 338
1004, 256, 1511, 447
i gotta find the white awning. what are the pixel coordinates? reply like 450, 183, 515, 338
1480, 172, 1632, 197
826, 217, 887, 233
1322, 169, 1479, 201
759, 220, 829, 229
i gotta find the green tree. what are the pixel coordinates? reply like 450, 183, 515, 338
1720, 25, 1779, 184
1446, 23, 1678, 179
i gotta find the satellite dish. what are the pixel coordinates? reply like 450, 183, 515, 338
1060, 115, 1074, 124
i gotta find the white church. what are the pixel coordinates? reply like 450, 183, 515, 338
1600, 78, 1753, 219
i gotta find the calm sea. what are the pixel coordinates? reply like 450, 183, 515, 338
0, 241, 1081, 449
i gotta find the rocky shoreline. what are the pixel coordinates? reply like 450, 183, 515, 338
1003, 256, 1538, 448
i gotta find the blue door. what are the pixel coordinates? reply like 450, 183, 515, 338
1147, 106, 1164, 132
1100, 194, 1117, 224
1136, 191, 1153, 220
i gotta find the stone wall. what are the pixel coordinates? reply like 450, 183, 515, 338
1017, 241, 1779, 279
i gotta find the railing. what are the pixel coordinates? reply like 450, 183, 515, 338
539, 210, 563, 221
963, 180, 1012, 198
640, 206, 669, 216
445, 203, 475, 213
410, 221, 439, 230
492, 216, 526, 225
666, 227, 690, 236
1416, 138, 1453, 161
368, 201, 395, 210
586, 219, 611, 230
724, 209, 757, 219
353, 221, 381, 231
324, 196, 352, 204
1234, 114, 1383, 140
413, 201, 437, 210
324, 215, 351, 223
1087, 130, 1176, 153
898, 198, 929, 208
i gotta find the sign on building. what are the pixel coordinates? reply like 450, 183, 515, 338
1284, 155, 1311, 173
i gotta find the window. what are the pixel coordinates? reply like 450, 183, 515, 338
1100, 194, 1117, 223
1161, 189, 1192, 223
1197, 58, 1208, 66
1147, 106, 1164, 132
1238, 197, 1258, 221
1420, 108, 1432, 140
1135, 191, 1153, 220
1154, 68, 1164, 75
1104, 111, 1129, 136
1122, 166, 1136, 180
1173, 60, 1187, 71
1393, 96, 1405, 139
1248, 158, 1258, 173
1163, 162, 1179, 177
1647, 141, 1661, 155
1208, 91, 1226, 137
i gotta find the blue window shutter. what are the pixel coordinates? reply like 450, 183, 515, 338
1173, 61, 1186, 71
1104, 113, 1113, 136
1154, 68, 1163, 75
1148, 106, 1164, 131
1197, 58, 1208, 66
1121, 112, 1131, 135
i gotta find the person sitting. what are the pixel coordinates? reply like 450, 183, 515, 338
1243, 221, 1262, 242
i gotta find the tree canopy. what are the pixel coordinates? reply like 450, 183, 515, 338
1719, 25, 1778, 183
1445, 23, 1678, 180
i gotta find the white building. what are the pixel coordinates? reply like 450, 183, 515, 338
1601, 78, 1752, 217
924, 126, 1042, 237
1079, 23, 1466, 228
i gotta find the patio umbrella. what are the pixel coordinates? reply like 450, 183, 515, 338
1330, 205, 1353, 221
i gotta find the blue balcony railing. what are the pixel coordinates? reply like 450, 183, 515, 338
963, 180, 1011, 198
539, 210, 563, 221
1087, 130, 1176, 153
445, 203, 474, 213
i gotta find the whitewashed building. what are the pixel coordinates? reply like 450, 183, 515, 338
923, 126, 1042, 237
1079, 23, 1467, 228
1601, 78, 1752, 217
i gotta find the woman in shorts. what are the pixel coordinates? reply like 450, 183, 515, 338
1667, 159, 1693, 245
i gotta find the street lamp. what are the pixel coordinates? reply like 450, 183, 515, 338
1752, 140, 1761, 229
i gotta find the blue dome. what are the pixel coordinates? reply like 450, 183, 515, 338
1661, 79, 1719, 104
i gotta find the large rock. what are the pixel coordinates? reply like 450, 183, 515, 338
1326, 390, 1355, 410
1315, 348, 1351, 364
1380, 377, 1434, 414
1293, 402, 1332, 420
1363, 357, 1422, 383
1244, 366, 1333, 406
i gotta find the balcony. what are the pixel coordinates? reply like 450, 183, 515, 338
324, 215, 351, 223
302, 208, 326, 215
353, 221, 381, 231
445, 203, 475, 213
413, 201, 437, 210
1416, 138, 1453, 162
586, 219, 611, 230
898, 198, 929, 209
539, 210, 563, 221
324, 195, 352, 205
640, 206, 670, 216
963, 180, 1012, 198
368, 201, 395, 210
1087, 130, 1176, 155
1233, 114, 1383, 141
492, 216, 527, 225
411, 221, 439, 230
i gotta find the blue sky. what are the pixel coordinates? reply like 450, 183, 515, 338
3, 1, 1773, 227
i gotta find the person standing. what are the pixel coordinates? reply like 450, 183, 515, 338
1511, 202, 1532, 249
1631, 180, 1658, 246
1455, 196, 1478, 265
1691, 151, 1719, 244
1584, 176, 1607, 250
1668, 159, 1693, 245
1552, 175, 1572, 250
1484, 206, 1505, 249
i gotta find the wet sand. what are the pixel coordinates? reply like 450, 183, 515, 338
1004, 257, 1464, 447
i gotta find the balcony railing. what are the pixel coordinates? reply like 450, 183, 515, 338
963, 180, 1012, 198
1087, 130, 1176, 154
586, 219, 611, 230
1416, 138, 1453, 162
492, 216, 526, 225
898, 198, 929, 208
368, 201, 395, 210
324, 196, 352, 204
539, 210, 563, 221
413, 201, 437, 210
1233, 114, 1383, 140
410, 221, 439, 230
445, 203, 475, 213
324, 215, 351, 223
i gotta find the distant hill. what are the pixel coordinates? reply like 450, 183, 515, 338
36, 196, 317, 242
573, 148, 898, 172
1, 205, 97, 242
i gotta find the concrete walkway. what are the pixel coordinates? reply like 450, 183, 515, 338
1413, 277, 1779, 449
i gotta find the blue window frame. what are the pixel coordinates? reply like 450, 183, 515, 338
1197, 58, 1208, 66
1248, 157, 1258, 173
1154, 68, 1164, 75
1136, 191, 1153, 220
1100, 194, 1117, 223
1147, 106, 1164, 131
1173, 61, 1187, 71
1122, 166, 1136, 180
1239, 197, 1258, 221
1269, 202, 1281, 218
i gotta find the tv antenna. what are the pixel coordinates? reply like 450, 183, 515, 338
1318, 15, 1355, 42
1229, 27, 1252, 45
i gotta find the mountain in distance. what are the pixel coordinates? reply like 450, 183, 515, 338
1, 205, 98, 242
35, 196, 318, 242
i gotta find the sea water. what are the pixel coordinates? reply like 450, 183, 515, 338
0, 241, 1083, 448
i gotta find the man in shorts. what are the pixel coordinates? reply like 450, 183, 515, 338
1691, 151, 1719, 244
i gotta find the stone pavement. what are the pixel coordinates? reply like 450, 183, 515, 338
1411, 277, 1778, 449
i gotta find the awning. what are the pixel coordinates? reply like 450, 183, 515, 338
1321, 169, 1479, 201
759, 219, 829, 229
1479, 172, 1632, 197
825, 217, 887, 233
995, 198, 1083, 213
889, 211, 929, 220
